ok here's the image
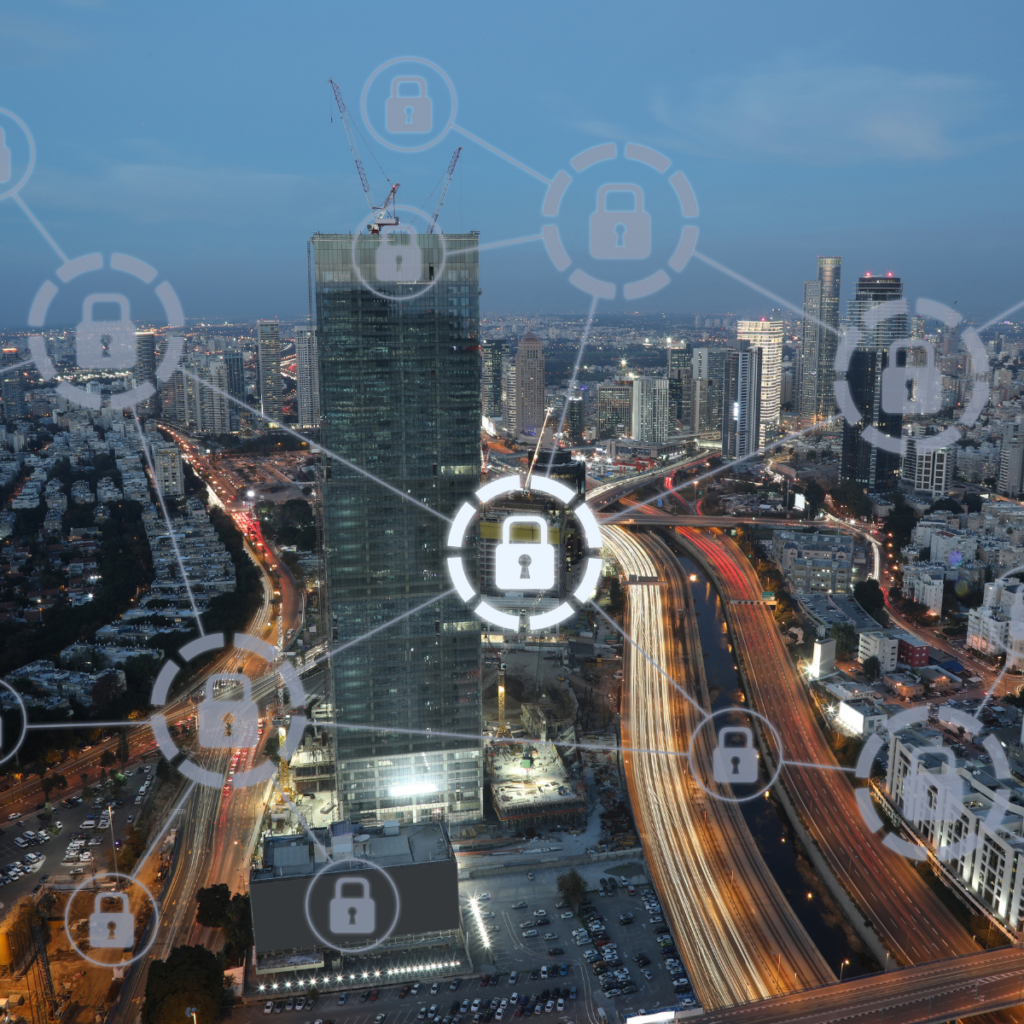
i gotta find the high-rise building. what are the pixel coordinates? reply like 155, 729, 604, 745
901, 436, 955, 498
295, 326, 320, 430
840, 273, 905, 492
152, 443, 184, 497
722, 343, 762, 460
999, 426, 1024, 498
481, 339, 506, 421
185, 356, 231, 435
667, 345, 692, 428
257, 319, 283, 426
223, 346, 246, 432
135, 331, 158, 417
565, 395, 584, 444
501, 357, 517, 435
631, 376, 670, 443
693, 347, 728, 434
798, 257, 842, 421
1, 347, 26, 423
737, 319, 784, 446
313, 230, 483, 825
597, 381, 632, 439
515, 332, 545, 436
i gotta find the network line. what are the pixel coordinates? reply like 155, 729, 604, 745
133, 409, 206, 634
183, 370, 452, 524
452, 123, 553, 185
11, 192, 69, 264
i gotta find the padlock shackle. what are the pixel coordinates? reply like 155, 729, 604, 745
205, 674, 253, 702
887, 339, 936, 367
717, 726, 753, 745
391, 76, 427, 97
595, 184, 643, 214
501, 515, 549, 545
81, 294, 131, 324
335, 875, 370, 899
94, 892, 130, 912
380, 224, 417, 239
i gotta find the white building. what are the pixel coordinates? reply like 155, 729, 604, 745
737, 319, 784, 446
858, 631, 899, 673
967, 579, 1024, 669
901, 437, 955, 497
631, 376, 670, 444
901, 563, 946, 615
152, 443, 184, 498
295, 326, 320, 429
836, 698, 889, 737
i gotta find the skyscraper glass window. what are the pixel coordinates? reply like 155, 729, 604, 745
257, 318, 283, 426
736, 319, 784, 446
798, 257, 842, 422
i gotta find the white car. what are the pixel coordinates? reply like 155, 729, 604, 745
264, 1002, 274, 1014
477, 893, 491, 901
6, 813, 19, 821
561, 911, 573, 919
522, 929, 538, 938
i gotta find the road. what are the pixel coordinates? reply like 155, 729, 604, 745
604, 525, 833, 1011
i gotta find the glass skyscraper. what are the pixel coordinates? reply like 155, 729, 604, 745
312, 230, 483, 825
798, 256, 842, 422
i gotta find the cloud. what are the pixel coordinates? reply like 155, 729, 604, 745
651, 63, 990, 163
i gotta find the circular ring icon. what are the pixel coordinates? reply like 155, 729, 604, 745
26, 252, 185, 411
834, 298, 989, 456
854, 706, 1012, 862
541, 142, 698, 301
150, 631, 308, 789
0, 680, 28, 768
361, 57, 456, 153
0, 108, 36, 203
302, 855, 402, 955
445, 474, 603, 632
688, 708, 784, 804
349, 204, 448, 303
64, 871, 159, 968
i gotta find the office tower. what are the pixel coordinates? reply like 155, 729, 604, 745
501, 357, 517, 435
515, 331, 545, 436
722, 343, 762, 460
294, 326, 320, 430
631, 377, 670, 443
693, 347, 727, 434
185, 356, 231, 434
901, 436, 955, 497
152, 443, 184, 497
257, 319, 283, 426
565, 395, 584, 444
223, 346, 246, 431
999, 426, 1024, 498
481, 338, 507, 421
798, 257, 842, 421
781, 368, 794, 408
1, 347, 26, 423
135, 331, 158, 417
840, 274, 905, 492
597, 381, 633, 439
737, 319, 784, 446
313, 230, 483, 825
667, 345, 692, 427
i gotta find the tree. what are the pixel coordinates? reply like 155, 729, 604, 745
556, 869, 588, 912
926, 497, 964, 515
222, 893, 254, 966
155, 756, 171, 782
964, 493, 984, 514
99, 749, 117, 768
854, 579, 887, 624
116, 730, 130, 769
862, 655, 881, 681
607, 578, 624, 616
830, 622, 858, 660
803, 481, 826, 516
830, 480, 872, 519
40, 773, 67, 803
196, 883, 233, 927
142, 944, 224, 1024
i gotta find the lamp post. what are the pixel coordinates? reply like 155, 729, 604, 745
839, 959, 850, 983
186, 1008, 198, 1024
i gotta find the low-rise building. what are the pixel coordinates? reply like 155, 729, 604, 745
836, 698, 890, 737
858, 631, 900, 673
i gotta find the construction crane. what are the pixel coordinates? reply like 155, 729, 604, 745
428, 147, 462, 233
329, 79, 400, 233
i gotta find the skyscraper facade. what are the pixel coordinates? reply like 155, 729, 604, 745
1, 347, 26, 423
135, 331, 159, 417
631, 376, 670, 443
722, 343, 762, 460
667, 345, 692, 428
693, 347, 728, 434
295, 326, 320, 430
515, 331, 545, 436
313, 230, 483, 825
798, 257, 842, 421
223, 346, 246, 432
736, 319, 784, 446
257, 319, 283, 426
565, 395, 584, 444
597, 381, 632, 439
481, 338, 507, 421
840, 273, 905, 492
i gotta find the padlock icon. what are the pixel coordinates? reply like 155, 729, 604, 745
881, 340, 943, 416
376, 225, 423, 283
386, 76, 432, 133
495, 515, 556, 593
711, 727, 759, 784
0, 128, 10, 184
197, 674, 259, 749
589, 184, 651, 260
89, 893, 134, 949
902, 746, 963, 821
329, 876, 376, 934
75, 295, 137, 370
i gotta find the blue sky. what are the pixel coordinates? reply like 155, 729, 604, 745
1, 0, 1022, 325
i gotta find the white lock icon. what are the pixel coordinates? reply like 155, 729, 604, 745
0, 127, 10, 184
197, 674, 259, 749
330, 876, 376, 934
495, 515, 555, 592
880, 340, 943, 416
89, 893, 134, 948
589, 184, 651, 260
376, 225, 423, 283
75, 294, 137, 369
902, 746, 963, 821
386, 76, 432, 133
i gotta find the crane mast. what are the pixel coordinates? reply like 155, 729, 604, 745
428, 146, 462, 233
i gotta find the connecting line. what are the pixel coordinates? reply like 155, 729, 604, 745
545, 294, 599, 476
0, 359, 33, 376
306, 589, 457, 673
783, 759, 857, 773
452, 124, 552, 185
601, 416, 843, 524
185, 371, 452, 524
133, 410, 205, 634
317, 718, 690, 763
589, 600, 711, 722
130, 778, 197, 880
26, 720, 151, 730
979, 296, 1024, 332
12, 193, 70, 265
468, 235, 545, 253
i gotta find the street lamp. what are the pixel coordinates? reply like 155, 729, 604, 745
839, 959, 850, 982
186, 1008, 198, 1024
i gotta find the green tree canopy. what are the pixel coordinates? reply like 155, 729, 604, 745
830, 622, 858, 659
830, 480, 872, 519
142, 945, 224, 1024
556, 868, 588, 911
964, 493, 984, 514
862, 655, 881, 681
926, 497, 964, 515
854, 579, 887, 624
196, 883, 233, 928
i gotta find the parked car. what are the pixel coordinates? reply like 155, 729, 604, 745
263, 1001, 274, 1014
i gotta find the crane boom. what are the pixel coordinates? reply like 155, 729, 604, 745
329, 79, 374, 213
428, 147, 462, 234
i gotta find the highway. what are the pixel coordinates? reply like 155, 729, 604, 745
604, 525, 834, 1011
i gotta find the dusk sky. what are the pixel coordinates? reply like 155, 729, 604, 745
2, 1, 1023, 326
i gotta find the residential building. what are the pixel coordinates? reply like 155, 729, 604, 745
858, 631, 899, 673
901, 436, 955, 497
901, 563, 945, 615
565, 395, 584, 444
597, 381, 632, 440
631, 376, 670, 444
1, 347, 26, 423
667, 345, 692, 427
737, 318, 784, 446
135, 331, 158, 417
151, 443, 184, 497
312, 230, 483, 825
501, 357, 517, 435
798, 256, 842, 422
998, 439, 1024, 498
693, 347, 727, 434
722, 342, 761, 460
967, 579, 1024, 669
257, 318, 283, 425
836, 698, 889, 737
295, 326, 320, 429
515, 331, 545, 436
840, 273, 905, 492
223, 346, 246, 431
481, 338, 507, 421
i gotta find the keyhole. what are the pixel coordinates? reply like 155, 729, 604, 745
519, 554, 532, 579
614, 224, 627, 248
395, 253, 403, 271
905, 378, 915, 403
101, 333, 113, 358
348, 906, 358, 926
405, 105, 414, 125
730, 755, 741, 776
222, 711, 234, 738
108, 921, 117, 941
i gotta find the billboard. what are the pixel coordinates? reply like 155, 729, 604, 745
794, 493, 807, 511
250, 859, 460, 954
